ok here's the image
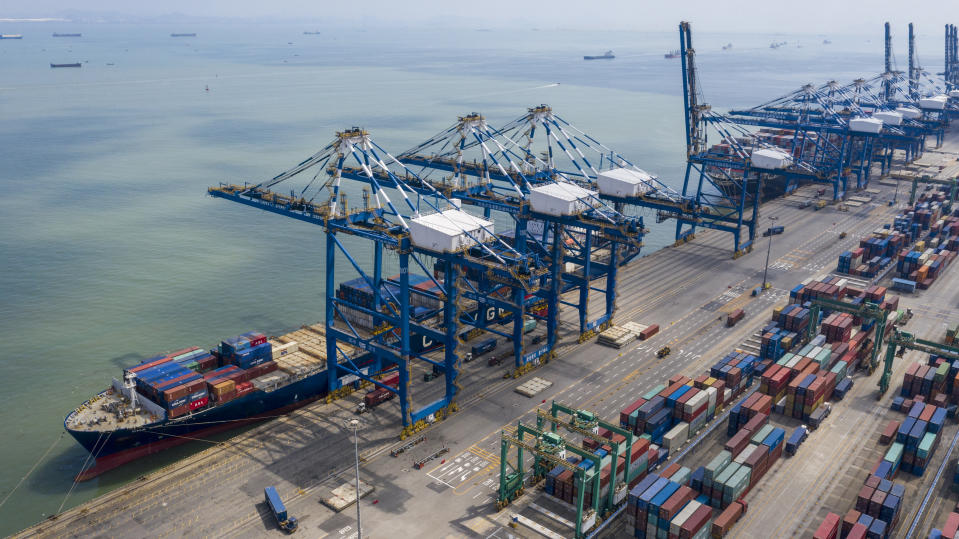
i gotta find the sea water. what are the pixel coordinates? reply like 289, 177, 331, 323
0, 20, 920, 533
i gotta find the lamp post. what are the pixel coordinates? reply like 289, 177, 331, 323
761, 216, 779, 293
348, 419, 362, 538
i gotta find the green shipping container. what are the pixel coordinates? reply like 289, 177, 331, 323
705, 450, 732, 483
830, 360, 847, 379
918, 432, 937, 459
750, 425, 775, 445
884, 442, 903, 465
643, 384, 668, 400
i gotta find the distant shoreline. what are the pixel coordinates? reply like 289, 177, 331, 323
0, 18, 70, 22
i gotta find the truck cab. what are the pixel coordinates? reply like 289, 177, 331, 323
264, 486, 298, 533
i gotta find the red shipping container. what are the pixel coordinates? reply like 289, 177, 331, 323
813, 512, 841, 539
620, 397, 647, 427
189, 396, 209, 410
679, 504, 712, 539
639, 324, 659, 340
943, 512, 959, 537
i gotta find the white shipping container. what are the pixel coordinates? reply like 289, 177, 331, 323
734, 443, 758, 465
663, 422, 689, 450
705, 386, 718, 407
949, 90, 959, 98
528, 182, 599, 216
684, 391, 709, 413
670, 500, 701, 535
596, 167, 655, 197
408, 209, 494, 253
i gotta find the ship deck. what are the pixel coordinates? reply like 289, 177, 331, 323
15, 126, 959, 538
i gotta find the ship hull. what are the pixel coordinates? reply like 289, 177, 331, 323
66, 370, 333, 480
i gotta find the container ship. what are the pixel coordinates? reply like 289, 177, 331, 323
584, 50, 614, 60
50, 63, 81, 68
170, 33, 196, 37
52, 33, 81, 37
64, 327, 372, 480
0, 34, 23, 39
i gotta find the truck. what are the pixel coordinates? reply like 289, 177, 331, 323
761, 225, 785, 237
363, 386, 395, 408
264, 486, 298, 533
785, 425, 808, 456
523, 318, 537, 334
471, 338, 496, 357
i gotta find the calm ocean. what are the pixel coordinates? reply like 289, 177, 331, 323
0, 20, 921, 534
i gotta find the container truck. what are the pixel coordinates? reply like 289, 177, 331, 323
264, 486, 298, 533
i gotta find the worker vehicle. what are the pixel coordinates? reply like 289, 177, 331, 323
657, 346, 671, 358
814, 200, 827, 210
264, 486, 298, 533
488, 355, 503, 367
839, 231, 847, 239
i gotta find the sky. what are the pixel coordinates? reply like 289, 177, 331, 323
1, 0, 956, 35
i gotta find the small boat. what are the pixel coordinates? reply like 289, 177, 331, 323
53, 33, 81, 37
0, 34, 23, 39
584, 50, 614, 60
664, 50, 680, 59
823, 39, 832, 45
170, 33, 196, 37
50, 62, 81, 68
721, 43, 733, 51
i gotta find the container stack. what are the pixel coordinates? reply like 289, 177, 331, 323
549, 435, 651, 508
626, 472, 712, 539
709, 352, 759, 393
219, 332, 272, 369
702, 424, 785, 509
775, 303, 810, 333
849, 474, 904, 535
726, 393, 771, 437
820, 312, 854, 343
784, 368, 836, 423
896, 402, 946, 476
132, 361, 207, 418
901, 361, 949, 400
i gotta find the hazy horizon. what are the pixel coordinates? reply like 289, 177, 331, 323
1, 0, 956, 36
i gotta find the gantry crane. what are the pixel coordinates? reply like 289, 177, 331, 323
807, 297, 892, 374
883, 329, 959, 396
498, 423, 601, 538
537, 401, 636, 514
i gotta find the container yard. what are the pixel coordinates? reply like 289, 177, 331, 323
12, 19, 959, 539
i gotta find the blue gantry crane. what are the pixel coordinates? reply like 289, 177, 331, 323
210, 127, 553, 436
672, 21, 950, 257
209, 112, 674, 435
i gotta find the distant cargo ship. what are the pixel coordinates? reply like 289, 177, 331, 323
584, 50, 614, 60
0, 34, 23, 39
170, 33, 196, 37
50, 62, 81, 68
303, 31, 321, 35
665, 50, 681, 59
53, 33, 81, 37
